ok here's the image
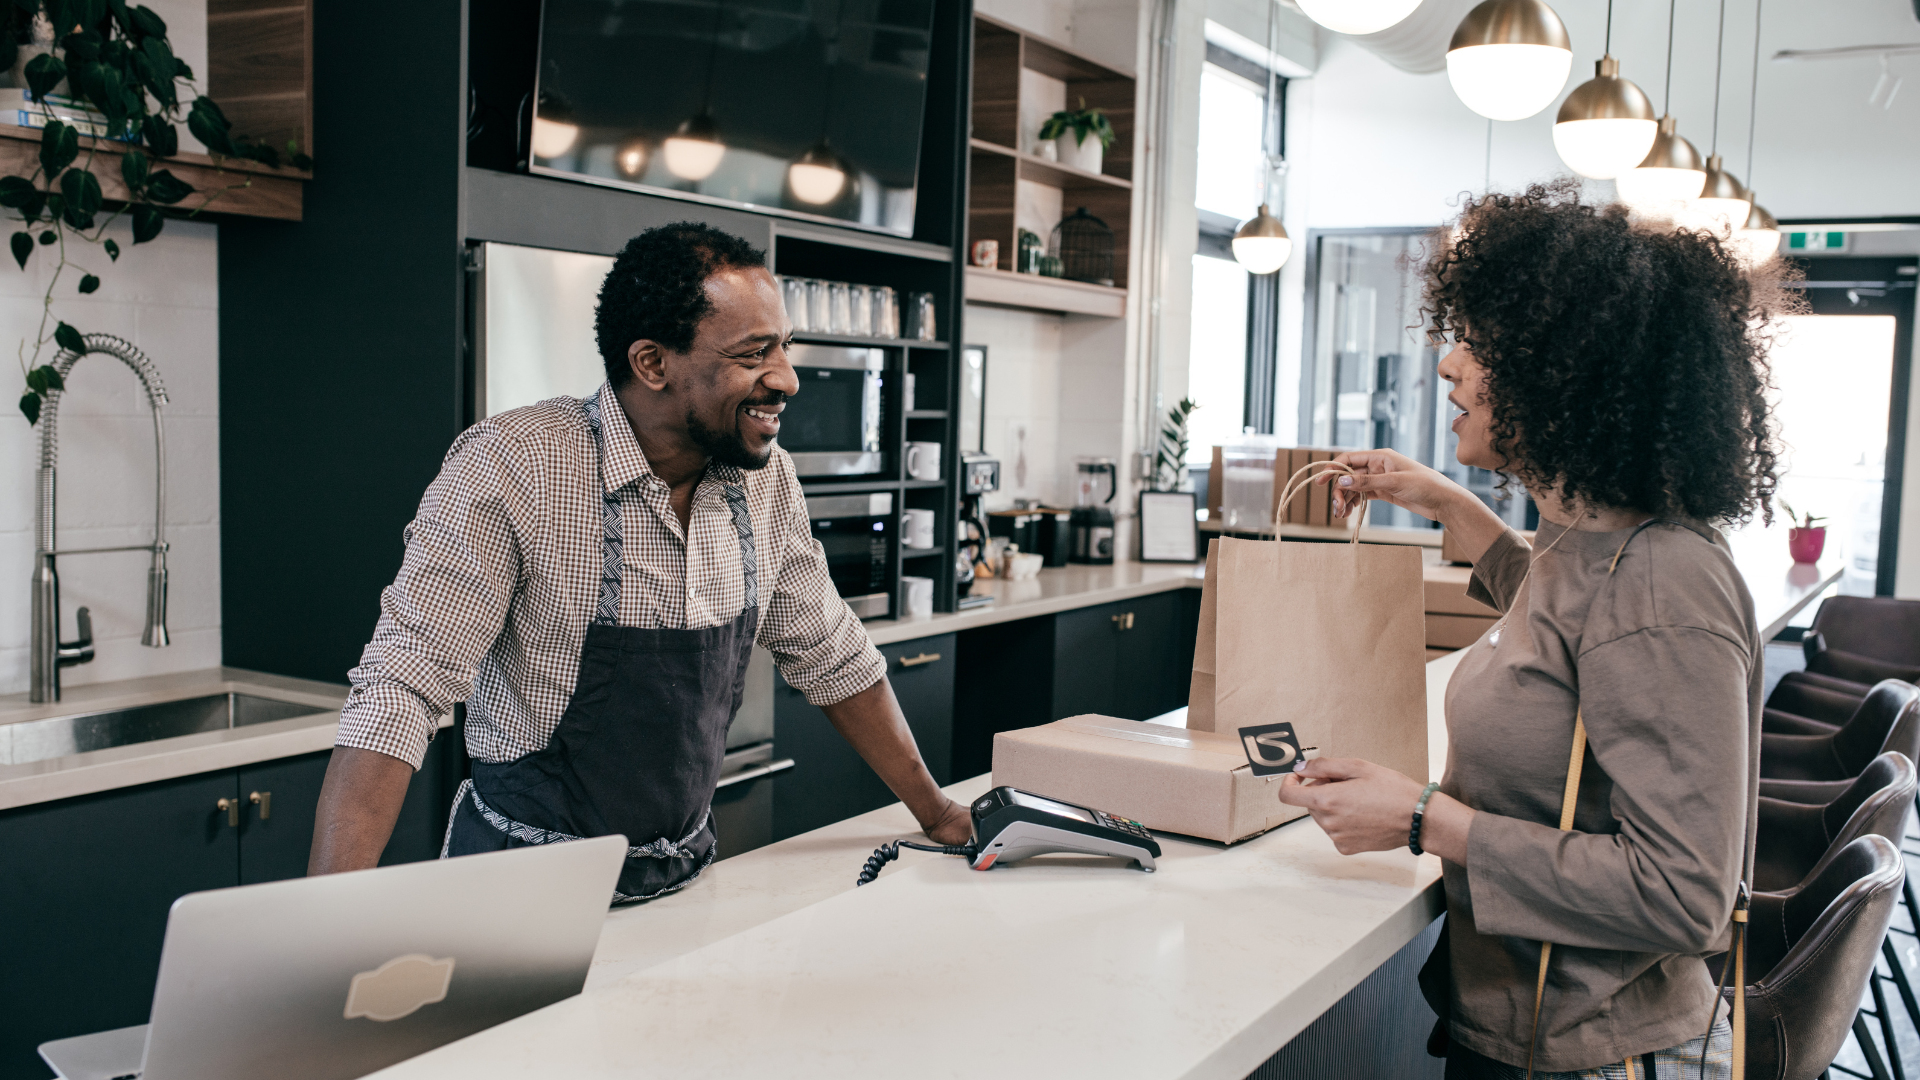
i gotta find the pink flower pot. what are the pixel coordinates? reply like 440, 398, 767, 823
1788, 526, 1826, 564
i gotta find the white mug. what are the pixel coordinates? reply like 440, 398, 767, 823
901, 576, 934, 619
904, 441, 942, 481
904, 508, 936, 550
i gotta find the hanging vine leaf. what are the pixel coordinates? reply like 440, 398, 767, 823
130, 202, 163, 243
38, 119, 78, 177
53, 322, 85, 353
37, 229, 55, 244
143, 169, 191, 204
24, 53, 66, 102
11, 231, 32, 269
60, 169, 102, 229
187, 97, 232, 156
140, 113, 177, 157
19, 392, 40, 425
103, 237, 119, 261
24, 364, 63, 394
78, 273, 99, 293
120, 147, 149, 191
0, 176, 37, 208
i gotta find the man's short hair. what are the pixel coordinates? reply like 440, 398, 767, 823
594, 222, 767, 387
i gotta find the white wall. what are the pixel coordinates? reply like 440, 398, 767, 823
0, 0, 218, 695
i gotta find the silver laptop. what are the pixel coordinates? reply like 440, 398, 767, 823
39, 835, 627, 1080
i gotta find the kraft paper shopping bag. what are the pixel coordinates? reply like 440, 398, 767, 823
1196, 463, 1429, 809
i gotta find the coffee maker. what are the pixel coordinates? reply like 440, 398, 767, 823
956, 452, 1000, 609
1069, 457, 1117, 565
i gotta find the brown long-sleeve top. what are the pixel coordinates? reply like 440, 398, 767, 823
1439, 519, 1762, 1071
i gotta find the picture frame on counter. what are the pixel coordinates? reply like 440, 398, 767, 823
1137, 491, 1199, 562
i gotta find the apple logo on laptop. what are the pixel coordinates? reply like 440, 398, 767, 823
344, 954, 456, 1022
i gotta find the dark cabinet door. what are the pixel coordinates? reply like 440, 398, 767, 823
773, 633, 957, 840
0, 771, 241, 1080
1052, 601, 1123, 720
1114, 591, 1187, 720
237, 751, 330, 884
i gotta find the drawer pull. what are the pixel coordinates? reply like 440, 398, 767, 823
216, 797, 239, 827
1111, 612, 1135, 631
899, 652, 942, 668
250, 790, 272, 821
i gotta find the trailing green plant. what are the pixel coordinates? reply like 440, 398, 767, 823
1037, 97, 1115, 150
3, 0, 311, 424
1778, 500, 1826, 530
1153, 397, 1199, 492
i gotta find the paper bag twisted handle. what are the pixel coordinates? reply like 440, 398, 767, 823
1275, 460, 1368, 541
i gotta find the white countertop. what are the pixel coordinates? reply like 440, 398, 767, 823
863, 561, 1205, 645
362, 653, 1459, 1080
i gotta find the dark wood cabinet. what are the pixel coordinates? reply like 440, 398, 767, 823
1052, 592, 1192, 722
773, 633, 957, 840
0, 731, 464, 1079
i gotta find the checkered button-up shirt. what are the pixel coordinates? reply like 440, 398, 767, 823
335, 386, 887, 769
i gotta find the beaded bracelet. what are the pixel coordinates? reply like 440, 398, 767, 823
1409, 781, 1442, 856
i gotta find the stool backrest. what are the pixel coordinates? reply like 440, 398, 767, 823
1834, 680, 1920, 777
1812, 596, 1920, 664
1738, 835, 1904, 1080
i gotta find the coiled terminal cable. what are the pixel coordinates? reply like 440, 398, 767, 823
856, 840, 977, 885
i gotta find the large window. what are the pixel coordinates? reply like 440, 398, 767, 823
1187, 42, 1285, 465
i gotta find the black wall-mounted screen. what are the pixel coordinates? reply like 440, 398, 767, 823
533, 0, 936, 236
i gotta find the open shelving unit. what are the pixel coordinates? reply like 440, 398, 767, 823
964, 13, 1135, 319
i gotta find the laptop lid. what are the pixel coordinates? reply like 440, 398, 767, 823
59, 835, 625, 1080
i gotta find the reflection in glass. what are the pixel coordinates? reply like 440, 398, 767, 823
534, 0, 936, 236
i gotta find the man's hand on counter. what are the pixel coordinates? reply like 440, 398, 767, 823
823, 678, 974, 848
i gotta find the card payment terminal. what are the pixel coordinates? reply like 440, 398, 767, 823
855, 786, 1159, 885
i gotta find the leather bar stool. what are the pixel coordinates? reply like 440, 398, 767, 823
1766, 677, 1861, 733
1805, 597, 1920, 685
1751, 752, 1919, 1069
1723, 835, 1905, 1080
1760, 681, 1920, 791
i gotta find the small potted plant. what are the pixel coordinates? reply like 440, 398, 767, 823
1781, 500, 1827, 564
1038, 98, 1115, 175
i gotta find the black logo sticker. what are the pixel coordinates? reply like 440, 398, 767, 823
1239, 722, 1304, 776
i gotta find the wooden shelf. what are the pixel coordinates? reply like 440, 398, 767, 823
792, 331, 949, 349
799, 479, 901, 494
963, 266, 1126, 319
968, 139, 1131, 191
0, 123, 308, 222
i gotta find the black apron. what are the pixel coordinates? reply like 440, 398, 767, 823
441, 390, 758, 903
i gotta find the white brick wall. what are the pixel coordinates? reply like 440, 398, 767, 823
0, 216, 221, 695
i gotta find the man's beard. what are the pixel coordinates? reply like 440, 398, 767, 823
687, 405, 776, 470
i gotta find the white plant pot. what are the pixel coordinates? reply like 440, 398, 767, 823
1055, 134, 1103, 175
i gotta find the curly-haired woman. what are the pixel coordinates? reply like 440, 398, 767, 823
1279, 183, 1790, 1079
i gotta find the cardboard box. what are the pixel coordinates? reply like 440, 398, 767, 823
993, 714, 1301, 843
1426, 612, 1498, 649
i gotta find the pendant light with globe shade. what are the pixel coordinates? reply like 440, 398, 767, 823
1691, 0, 1752, 234
1233, 0, 1290, 274
1552, 0, 1658, 178
530, 92, 581, 161
1446, 0, 1574, 121
663, 2, 730, 181
1616, 0, 1707, 211
1294, 0, 1421, 36
1732, 0, 1779, 264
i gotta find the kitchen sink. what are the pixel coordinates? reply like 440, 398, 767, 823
1, 693, 334, 766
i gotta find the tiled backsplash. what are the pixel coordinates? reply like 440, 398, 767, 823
0, 218, 221, 695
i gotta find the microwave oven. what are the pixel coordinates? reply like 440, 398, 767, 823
806, 492, 893, 619
781, 344, 884, 478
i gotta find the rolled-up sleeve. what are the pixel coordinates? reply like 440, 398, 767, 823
1465, 526, 1533, 614
1464, 625, 1750, 954
335, 426, 529, 769
757, 498, 886, 708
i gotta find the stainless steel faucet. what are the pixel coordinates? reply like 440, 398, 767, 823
30, 334, 170, 703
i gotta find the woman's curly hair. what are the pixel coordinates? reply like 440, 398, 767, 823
1423, 180, 1795, 526
595, 222, 767, 386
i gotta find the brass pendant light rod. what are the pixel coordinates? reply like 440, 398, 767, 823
1711, 0, 1728, 152
1746, 0, 1763, 180
1664, 0, 1677, 113
1605, 0, 1613, 54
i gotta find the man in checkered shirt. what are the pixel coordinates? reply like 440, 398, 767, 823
308, 223, 970, 898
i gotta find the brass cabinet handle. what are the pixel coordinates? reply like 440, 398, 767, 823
216, 797, 239, 827
1111, 612, 1135, 630
898, 652, 942, 667
250, 790, 272, 821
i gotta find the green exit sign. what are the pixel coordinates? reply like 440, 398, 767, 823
1785, 231, 1850, 252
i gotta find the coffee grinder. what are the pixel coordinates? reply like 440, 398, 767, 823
1069, 457, 1117, 564
956, 452, 1000, 609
